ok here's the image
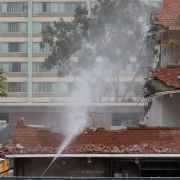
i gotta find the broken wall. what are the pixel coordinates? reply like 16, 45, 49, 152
3, 118, 180, 154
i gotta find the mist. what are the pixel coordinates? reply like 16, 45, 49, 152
41, 0, 156, 176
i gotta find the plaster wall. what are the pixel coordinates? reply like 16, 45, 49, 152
146, 97, 162, 126
161, 94, 180, 126
149, 94, 180, 126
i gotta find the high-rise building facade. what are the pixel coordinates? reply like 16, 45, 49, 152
0, 0, 162, 103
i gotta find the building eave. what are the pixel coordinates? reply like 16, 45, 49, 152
145, 90, 180, 99
147, 26, 167, 36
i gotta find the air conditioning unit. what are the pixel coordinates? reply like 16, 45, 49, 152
50, 97, 56, 103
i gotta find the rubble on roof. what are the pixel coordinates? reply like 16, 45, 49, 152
2, 118, 180, 155
83, 126, 106, 133
1, 143, 178, 154
64, 143, 178, 154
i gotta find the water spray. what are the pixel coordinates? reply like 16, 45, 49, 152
41, 108, 88, 177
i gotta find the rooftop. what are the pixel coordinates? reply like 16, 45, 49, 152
2, 118, 180, 157
152, 65, 180, 88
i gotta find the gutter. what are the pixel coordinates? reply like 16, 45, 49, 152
145, 90, 180, 99
5, 154, 180, 158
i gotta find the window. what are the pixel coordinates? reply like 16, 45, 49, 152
32, 62, 58, 72
1, 42, 28, 52
7, 82, 27, 92
126, 62, 137, 72
32, 42, 50, 52
33, 22, 53, 33
1, 62, 27, 72
1, 22, 27, 32
32, 82, 72, 92
59, 2, 85, 12
91, 2, 100, 8
111, 113, 139, 127
1, 2, 28, 12
32, 2, 85, 12
33, 2, 58, 12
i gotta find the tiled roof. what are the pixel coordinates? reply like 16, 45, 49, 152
152, 65, 180, 88
154, 0, 180, 30
2, 118, 180, 154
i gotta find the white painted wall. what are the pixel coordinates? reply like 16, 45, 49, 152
162, 94, 180, 126
148, 94, 180, 126
146, 97, 162, 126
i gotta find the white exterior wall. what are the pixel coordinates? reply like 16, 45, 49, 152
148, 94, 180, 126
146, 97, 162, 126
161, 94, 180, 126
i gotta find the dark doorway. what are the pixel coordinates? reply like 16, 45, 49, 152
140, 160, 180, 177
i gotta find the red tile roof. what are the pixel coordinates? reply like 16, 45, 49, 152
2, 118, 180, 154
152, 65, 180, 88
154, 0, 180, 30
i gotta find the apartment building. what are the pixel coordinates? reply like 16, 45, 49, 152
0, 0, 162, 103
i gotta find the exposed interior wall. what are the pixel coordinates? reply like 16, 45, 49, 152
146, 97, 162, 126
162, 94, 180, 126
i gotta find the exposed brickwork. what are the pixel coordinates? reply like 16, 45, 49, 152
152, 65, 180, 88
154, 0, 180, 30
3, 119, 180, 154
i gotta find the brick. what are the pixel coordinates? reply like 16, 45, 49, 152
155, 0, 180, 30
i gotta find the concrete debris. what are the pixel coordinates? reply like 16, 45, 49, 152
83, 126, 105, 133
64, 143, 178, 154
16, 144, 25, 150
1, 145, 58, 154
1, 143, 178, 154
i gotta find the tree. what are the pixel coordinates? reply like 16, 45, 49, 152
0, 69, 8, 97
41, 0, 147, 102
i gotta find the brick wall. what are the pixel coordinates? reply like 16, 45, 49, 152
154, 0, 180, 30
8, 118, 180, 152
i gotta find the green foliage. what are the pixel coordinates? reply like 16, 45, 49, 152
161, 39, 179, 48
0, 69, 8, 98
41, 0, 146, 102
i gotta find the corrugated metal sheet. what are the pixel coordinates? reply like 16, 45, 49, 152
0, 124, 14, 147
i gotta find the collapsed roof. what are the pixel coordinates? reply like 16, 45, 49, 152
144, 65, 180, 98
1, 117, 180, 156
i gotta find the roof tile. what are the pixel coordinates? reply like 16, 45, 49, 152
154, 0, 180, 30
152, 65, 180, 88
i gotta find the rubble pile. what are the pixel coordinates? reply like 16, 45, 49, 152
0, 143, 178, 154
1, 144, 59, 154
64, 143, 178, 154
83, 126, 105, 133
